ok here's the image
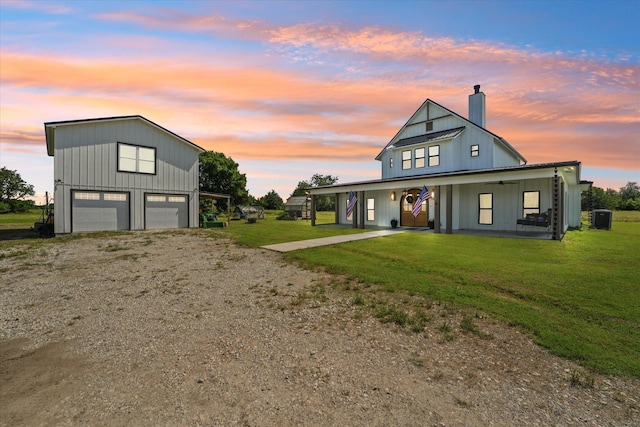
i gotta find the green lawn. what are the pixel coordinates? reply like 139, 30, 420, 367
223, 211, 640, 378
0, 209, 42, 240
220, 210, 368, 247
3, 208, 638, 378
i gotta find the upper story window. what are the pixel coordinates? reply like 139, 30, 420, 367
471, 144, 479, 157
390, 157, 394, 168
523, 191, 540, 216
426, 121, 433, 132
428, 145, 440, 167
118, 143, 156, 174
402, 150, 412, 169
415, 148, 425, 168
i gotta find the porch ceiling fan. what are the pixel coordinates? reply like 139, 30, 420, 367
485, 180, 518, 185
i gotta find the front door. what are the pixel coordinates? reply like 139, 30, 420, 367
400, 189, 428, 227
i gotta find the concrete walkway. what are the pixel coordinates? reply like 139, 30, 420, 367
260, 229, 405, 253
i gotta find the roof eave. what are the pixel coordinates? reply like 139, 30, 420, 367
309, 160, 582, 194
43, 115, 205, 155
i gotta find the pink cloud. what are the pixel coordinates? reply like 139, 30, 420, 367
1, 0, 71, 14
1, 10, 638, 184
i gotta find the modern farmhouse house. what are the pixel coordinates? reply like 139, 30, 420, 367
45, 115, 204, 234
308, 86, 591, 239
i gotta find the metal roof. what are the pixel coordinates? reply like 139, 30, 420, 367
375, 99, 527, 164
308, 160, 582, 194
285, 196, 309, 207
392, 126, 466, 148
44, 115, 205, 156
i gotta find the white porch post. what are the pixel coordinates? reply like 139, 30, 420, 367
434, 186, 441, 233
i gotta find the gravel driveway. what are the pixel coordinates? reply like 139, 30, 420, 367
1, 230, 638, 426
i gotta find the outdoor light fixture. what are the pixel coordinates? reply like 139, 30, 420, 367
390, 191, 396, 201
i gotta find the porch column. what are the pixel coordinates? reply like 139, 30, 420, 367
310, 195, 316, 226
434, 186, 441, 233
445, 184, 453, 234
334, 192, 339, 224
358, 191, 365, 229
352, 193, 358, 228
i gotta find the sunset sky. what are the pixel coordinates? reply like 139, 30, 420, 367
1, 0, 638, 204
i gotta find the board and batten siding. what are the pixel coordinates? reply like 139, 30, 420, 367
52, 118, 201, 233
379, 103, 516, 180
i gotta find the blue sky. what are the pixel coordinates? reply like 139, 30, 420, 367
1, 0, 639, 203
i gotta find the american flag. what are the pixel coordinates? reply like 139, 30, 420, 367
346, 191, 357, 217
412, 185, 431, 217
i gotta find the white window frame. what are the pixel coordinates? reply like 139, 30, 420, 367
74, 192, 100, 200
103, 193, 127, 201
479, 193, 493, 225
414, 148, 425, 168
402, 150, 412, 170
367, 198, 375, 221
471, 144, 479, 157
118, 143, 156, 175
428, 145, 440, 167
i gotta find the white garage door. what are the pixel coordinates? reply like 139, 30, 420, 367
72, 191, 130, 232
145, 194, 188, 229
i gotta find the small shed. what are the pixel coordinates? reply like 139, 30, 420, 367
284, 196, 311, 219
233, 206, 265, 220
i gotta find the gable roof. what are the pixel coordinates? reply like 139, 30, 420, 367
44, 115, 205, 156
375, 99, 527, 164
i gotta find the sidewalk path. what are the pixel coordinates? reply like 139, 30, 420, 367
260, 229, 405, 253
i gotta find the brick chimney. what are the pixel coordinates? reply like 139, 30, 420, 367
469, 84, 486, 128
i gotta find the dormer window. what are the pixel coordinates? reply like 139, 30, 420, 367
471, 144, 479, 157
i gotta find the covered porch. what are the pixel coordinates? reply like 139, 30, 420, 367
308, 162, 585, 240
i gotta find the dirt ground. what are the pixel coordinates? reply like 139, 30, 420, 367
1, 230, 638, 426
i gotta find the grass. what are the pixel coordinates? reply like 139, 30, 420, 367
0, 209, 42, 240
221, 210, 640, 378
217, 210, 367, 247
2, 208, 639, 378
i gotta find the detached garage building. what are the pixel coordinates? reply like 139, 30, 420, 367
45, 116, 205, 234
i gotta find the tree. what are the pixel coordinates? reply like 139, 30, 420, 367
581, 182, 640, 211
199, 151, 249, 209
618, 182, 640, 210
291, 174, 338, 211
258, 190, 284, 210
0, 167, 36, 213
581, 186, 619, 211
